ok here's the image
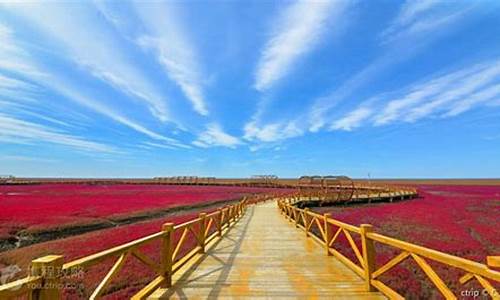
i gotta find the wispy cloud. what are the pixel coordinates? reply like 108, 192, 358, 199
193, 123, 242, 148
1, 3, 171, 122
380, 0, 473, 43
444, 84, 500, 117
0, 21, 187, 148
0, 73, 35, 91
0, 114, 117, 153
0, 73, 39, 103
374, 60, 500, 125
142, 141, 176, 150
254, 0, 348, 91
307, 0, 475, 132
244, 120, 303, 143
0, 155, 57, 163
134, 2, 209, 116
245, 0, 483, 145
314, 59, 500, 133
331, 106, 372, 131
0, 22, 43, 77
56, 81, 189, 147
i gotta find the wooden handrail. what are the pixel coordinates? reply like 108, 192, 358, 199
63, 231, 165, 270
277, 199, 500, 299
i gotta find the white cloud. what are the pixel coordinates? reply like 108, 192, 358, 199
0, 23, 43, 77
0, 73, 39, 103
444, 84, 500, 117
244, 120, 303, 143
0, 21, 188, 148
373, 65, 481, 125
307, 60, 385, 132
0, 74, 35, 91
331, 106, 372, 131
0, 114, 117, 153
193, 123, 242, 148
307, 1, 474, 132
370, 59, 500, 126
134, 3, 209, 116
254, 0, 348, 91
1, 3, 171, 122
142, 141, 176, 150
404, 62, 500, 121
0, 155, 57, 163
380, 0, 472, 43
397, 0, 439, 25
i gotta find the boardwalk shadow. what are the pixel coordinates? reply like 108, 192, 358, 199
158, 206, 255, 299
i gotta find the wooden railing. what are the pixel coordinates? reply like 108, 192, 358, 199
286, 186, 417, 208
0, 195, 276, 300
277, 198, 500, 299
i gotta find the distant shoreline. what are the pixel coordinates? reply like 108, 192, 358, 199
2, 177, 500, 186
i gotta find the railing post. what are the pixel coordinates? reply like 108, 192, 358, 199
324, 213, 332, 256
294, 208, 299, 228
30, 255, 64, 300
225, 207, 230, 226
199, 213, 207, 254
360, 224, 376, 292
161, 222, 174, 287
217, 208, 223, 237
304, 208, 310, 237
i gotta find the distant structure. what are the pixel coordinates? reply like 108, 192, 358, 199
250, 175, 279, 187
297, 175, 355, 204
0, 175, 15, 184
153, 176, 216, 185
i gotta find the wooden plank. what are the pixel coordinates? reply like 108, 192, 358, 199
148, 202, 385, 299
372, 251, 410, 279
343, 229, 364, 267
171, 228, 188, 263
371, 279, 404, 300
0, 276, 42, 298
330, 227, 342, 246
131, 276, 165, 300
132, 249, 161, 274
487, 256, 500, 268
411, 253, 456, 300
474, 275, 499, 299
90, 252, 128, 299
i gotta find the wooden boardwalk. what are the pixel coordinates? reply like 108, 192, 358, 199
150, 202, 386, 299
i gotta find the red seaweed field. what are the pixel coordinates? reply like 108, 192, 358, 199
313, 184, 500, 298
0, 184, 277, 239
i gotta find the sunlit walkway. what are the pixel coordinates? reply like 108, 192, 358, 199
150, 202, 386, 299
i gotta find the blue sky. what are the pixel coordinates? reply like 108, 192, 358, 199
1, 1, 500, 178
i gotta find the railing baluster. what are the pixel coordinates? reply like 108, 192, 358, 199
161, 223, 174, 287
324, 213, 332, 256
199, 213, 207, 254
217, 208, 223, 236
30, 255, 64, 300
360, 224, 376, 292
304, 208, 310, 237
